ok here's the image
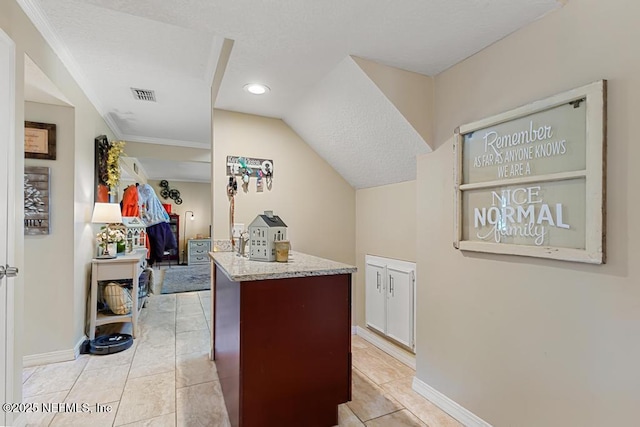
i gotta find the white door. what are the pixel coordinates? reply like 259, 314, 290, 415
365, 261, 386, 333
386, 266, 414, 349
0, 28, 16, 427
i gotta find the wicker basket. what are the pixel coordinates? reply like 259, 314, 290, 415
103, 282, 133, 315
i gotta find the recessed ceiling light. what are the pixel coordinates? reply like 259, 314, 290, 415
244, 83, 270, 95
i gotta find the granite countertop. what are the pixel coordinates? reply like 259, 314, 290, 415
209, 251, 357, 282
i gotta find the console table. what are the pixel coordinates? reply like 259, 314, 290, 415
210, 251, 356, 427
89, 249, 146, 340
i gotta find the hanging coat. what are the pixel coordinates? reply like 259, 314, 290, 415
121, 185, 140, 217
136, 184, 175, 263
137, 184, 170, 227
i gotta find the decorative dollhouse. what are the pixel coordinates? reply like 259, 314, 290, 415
122, 216, 147, 252
248, 211, 287, 261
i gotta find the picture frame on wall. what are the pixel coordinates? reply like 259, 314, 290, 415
94, 135, 111, 203
24, 121, 56, 160
24, 166, 50, 235
453, 80, 607, 264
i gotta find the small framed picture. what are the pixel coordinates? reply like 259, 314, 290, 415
24, 121, 56, 160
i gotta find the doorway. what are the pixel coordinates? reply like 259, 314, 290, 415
0, 26, 17, 427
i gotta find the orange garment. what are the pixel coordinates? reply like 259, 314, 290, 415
121, 185, 149, 257
121, 185, 140, 217
96, 184, 109, 203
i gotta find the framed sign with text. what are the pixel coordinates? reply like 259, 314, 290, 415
454, 80, 607, 264
24, 166, 50, 235
24, 121, 56, 160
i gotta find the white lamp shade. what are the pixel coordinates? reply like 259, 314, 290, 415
91, 202, 123, 224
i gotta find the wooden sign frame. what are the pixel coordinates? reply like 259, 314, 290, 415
24, 121, 56, 160
454, 80, 607, 264
24, 166, 50, 235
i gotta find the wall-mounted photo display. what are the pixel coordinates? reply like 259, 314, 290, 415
24, 121, 56, 160
226, 155, 274, 177
454, 80, 607, 264
226, 155, 274, 191
24, 166, 50, 235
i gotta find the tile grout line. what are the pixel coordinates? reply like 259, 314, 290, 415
354, 342, 438, 427
114, 294, 176, 426
345, 403, 367, 425
111, 301, 150, 427
44, 355, 91, 427
29, 291, 213, 427
351, 348, 411, 427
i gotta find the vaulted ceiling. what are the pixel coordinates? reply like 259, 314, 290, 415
19, 0, 562, 188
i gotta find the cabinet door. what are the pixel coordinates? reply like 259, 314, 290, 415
386, 267, 414, 348
169, 214, 179, 260
365, 262, 386, 334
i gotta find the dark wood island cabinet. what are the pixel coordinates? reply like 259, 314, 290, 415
210, 251, 356, 427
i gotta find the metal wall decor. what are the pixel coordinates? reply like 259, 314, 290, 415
226, 156, 274, 191
159, 180, 182, 205
226, 156, 273, 177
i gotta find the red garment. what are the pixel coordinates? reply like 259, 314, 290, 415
121, 185, 140, 217
121, 185, 148, 257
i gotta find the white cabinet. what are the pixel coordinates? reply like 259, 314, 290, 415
365, 255, 415, 350
187, 238, 212, 265
365, 261, 386, 334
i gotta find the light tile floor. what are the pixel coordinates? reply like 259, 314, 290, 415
20, 291, 461, 427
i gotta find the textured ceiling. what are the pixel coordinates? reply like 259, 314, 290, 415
30, 0, 222, 148
285, 57, 431, 189
20, 0, 562, 185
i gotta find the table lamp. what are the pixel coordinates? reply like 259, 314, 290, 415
92, 202, 123, 258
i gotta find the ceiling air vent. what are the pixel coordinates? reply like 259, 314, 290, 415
131, 88, 156, 102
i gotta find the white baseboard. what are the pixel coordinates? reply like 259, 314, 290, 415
355, 326, 415, 369
74, 334, 88, 358
412, 376, 492, 427
23, 335, 87, 367
351, 325, 357, 335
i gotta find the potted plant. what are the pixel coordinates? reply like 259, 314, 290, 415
96, 227, 126, 258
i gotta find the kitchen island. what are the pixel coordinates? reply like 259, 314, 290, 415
209, 251, 356, 427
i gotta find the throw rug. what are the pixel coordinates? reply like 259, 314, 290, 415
161, 264, 210, 294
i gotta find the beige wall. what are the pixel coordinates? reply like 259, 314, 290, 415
355, 181, 416, 327
1, 1, 113, 411
147, 180, 212, 263
213, 110, 355, 265
24, 102, 75, 356
353, 56, 434, 147
418, 0, 640, 425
